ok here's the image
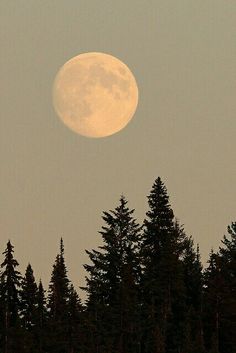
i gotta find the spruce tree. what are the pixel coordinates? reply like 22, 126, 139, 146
218, 223, 236, 353
34, 280, 47, 353
47, 238, 70, 353
141, 177, 186, 353
0, 241, 22, 353
83, 196, 141, 353
20, 264, 38, 330
203, 251, 222, 353
182, 238, 204, 353
68, 284, 83, 353
203, 223, 236, 353
20, 263, 38, 352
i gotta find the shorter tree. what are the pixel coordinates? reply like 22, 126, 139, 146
20, 264, 38, 330
0, 241, 22, 352
35, 280, 48, 353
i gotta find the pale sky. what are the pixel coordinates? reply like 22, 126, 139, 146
1, 0, 236, 297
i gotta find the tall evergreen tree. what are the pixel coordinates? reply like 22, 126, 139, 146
204, 223, 236, 353
48, 238, 70, 319
20, 263, 38, 352
203, 251, 223, 353
0, 241, 22, 353
83, 196, 141, 353
141, 177, 186, 353
47, 238, 70, 353
20, 264, 38, 330
182, 238, 204, 353
218, 223, 236, 353
35, 280, 47, 353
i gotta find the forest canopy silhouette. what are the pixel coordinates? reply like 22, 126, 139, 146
0, 177, 235, 353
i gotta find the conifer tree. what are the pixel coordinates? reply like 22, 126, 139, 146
68, 284, 83, 353
20, 264, 38, 330
203, 223, 236, 353
47, 238, 70, 353
48, 239, 70, 319
35, 280, 47, 353
218, 223, 236, 353
83, 196, 141, 353
20, 263, 38, 352
182, 238, 204, 353
141, 177, 186, 353
0, 241, 22, 353
203, 251, 222, 353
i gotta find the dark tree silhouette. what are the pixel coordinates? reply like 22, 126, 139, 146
0, 241, 22, 353
83, 196, 141, 353
182, 238, 204, 353
20, 264, 38, 330
203, 222, 236, 353
0, 179, 235, 353
141, 177, 187, 353
67, 284, 83, 353
35, 280, 47, 353
218, 223, 236, 353
20, 264, 38, 352
47, 238, 70, 353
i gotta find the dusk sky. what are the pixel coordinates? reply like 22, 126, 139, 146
1, 0, 236, 296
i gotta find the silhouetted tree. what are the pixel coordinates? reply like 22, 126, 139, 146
203, 251, 222, 353
218, 223, 236, 353
203, 222, 236, 353
0, 180, 235, 353
83, 196, 141, 353
0, 241, 22, 353
182, 238, 204, 353
47, 238, 70, 353
20, 264, 38, 329
68, 284, 83, 353
20, 263, 38, 352
141, 177, 186, 353
35, 280, 47, 353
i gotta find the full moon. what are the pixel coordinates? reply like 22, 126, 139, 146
52, 52, 139, 138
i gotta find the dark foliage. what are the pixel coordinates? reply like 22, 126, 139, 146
0, 178, 235, 353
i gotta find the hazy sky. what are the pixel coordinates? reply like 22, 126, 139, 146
1, 1, 236, 296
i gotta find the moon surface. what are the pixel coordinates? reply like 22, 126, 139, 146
52, 52, 139, 138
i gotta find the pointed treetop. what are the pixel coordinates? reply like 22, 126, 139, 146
26, 263, 33, 272
145, 177, 174, 230
60, 237, 64, 257
3, 240, 14, 256
1, 240, 19, 269
120, 193, 127, 203
38, 279, 43, 290
148, 177, 171, 207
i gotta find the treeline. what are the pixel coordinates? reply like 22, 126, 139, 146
0, 177, 235, 353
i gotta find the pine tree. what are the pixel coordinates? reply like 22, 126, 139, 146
20, 264, 38, 330
47, 238, 70, 353
35, 280, 47, 353
0, 268, 5, 351
141, 177, 186, 353
83, 196, 141, 353
68, 284, 83, 353
48, 239, 70, 319
203, 251, 222, 353
0, 241, 22, 353
218, 223, 236, 353
203, 223, 236, 353
20, 263, 38, 352
182, 238, 204, 353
